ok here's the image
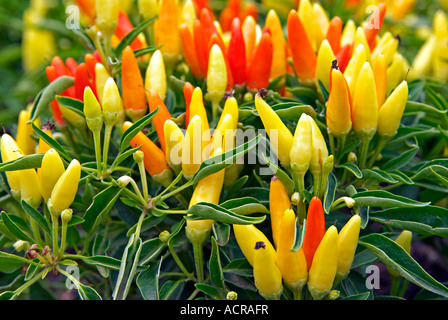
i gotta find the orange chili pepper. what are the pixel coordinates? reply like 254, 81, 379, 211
123, 121, 172, 181
246, 28, 273, 90
227, 17, 246, 86
364, 2, 387, 50
75, 0, 96, 23
148, 89, 172, 153
179, 23, 203, 79
302, 196, 326, 270
115, 9, 145, 51
121, 45, 147, 122
184, 81, 194, 128
287, 10, 317, 82
335, 42, 353, 73
326, 16, 343, 55
242, 15, 257, 64
193, 19, 210, 78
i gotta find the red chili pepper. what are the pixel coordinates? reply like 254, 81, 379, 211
45, 66, 66, 126
302, 196, 326, 270
50, 56, 76, 98
184, 81, 194, 128
84, 53, 99, 84
179, 23, 203, 79
219, 0, 241, 32
246, 28, 273, 90
193, 19, 210, 78
287, 10, 317, 82
74, 62, 95, 101
115, 9, 144, 51
364, 2, 387, 50
65, 57, 78, 76
326, 16, 343, 55
148, 89, 172, 153
227, 17, 246, 85
199, 7, 220, 42
335, 42, 354, 73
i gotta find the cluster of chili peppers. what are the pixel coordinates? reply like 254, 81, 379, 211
234, 179, 362, 300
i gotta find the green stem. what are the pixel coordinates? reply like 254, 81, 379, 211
212, 101, 219, 121
329, 132, 336, 158
51, 214, 59, 257
137, 161, 149, 203
92, 129, 102, 177
58, 220, 69, 259
192, 242, 204, 283
102, 124, 113, 170
169, 246, 193, 279
357, 137, 371, 170
367, 135, 390, 169
12, 270, 45, 299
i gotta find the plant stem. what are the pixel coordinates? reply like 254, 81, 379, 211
102, 124, 113, 170
12, 270, 45, 299
92, 129, 102, 177
294, 171, 307, 223
357, 137, 371, 170
51, 214, 59, 257
169, 246, 193, 279
367, 135, 390, 168
192, 242, 204, 283
58, 220, 69, 259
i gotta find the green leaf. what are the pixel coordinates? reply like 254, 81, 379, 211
191, 134, 261, 184
209, 237, 226, 289
382, 146, 419, 171
115, 16, 158, 56
337, 163, 363, 179
291, 218, 305, 252
21, 200, 50, 234
219, 197, 269, 216
271, 103, 317, 120
187, 202, 266, 225
351, 190, 430, 208
55, 96, 85, 118
261, 153, 294, 197
195, 283, 220, 298
30, 76, 75, 122
76, 281, 103, 300
405, 101, 448, 115
0, 153, 44, 172
137, 257, 163, 300
82, 185, 125, 232
1, 211, 35, 244
370, 206, 448, 237
359, 233, 448, 299
361, 169, 398, 184
323, 173, 337, 214
32, 123, 72, 162
133, 45, 162, 59
387, 170, 414, 185
431, 167, 448, 188
159, 279, 185, 300
118, 108, 158, 154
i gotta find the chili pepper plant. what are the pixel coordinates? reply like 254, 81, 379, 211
1, 0, 448, 301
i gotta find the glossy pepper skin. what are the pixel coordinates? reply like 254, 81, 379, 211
145, 49, 167, 102
326, 65, 352, 137
336, 214, 361, 281
123, 121, 172, 186
253, 241, 283, 300
287, 10, 317, 83
121, 46, 147, 122
206, 44, 228, 110
276, 208, 308, 291
246, 28, 273, 90
47, 159, 81, 216
154, 0, 181, 68
164, 119, 184, 171
95, 0, 119, 36
39, 148, 66, 203
307, 225, 338, 300
148, 89, 172, 153
18, 167, 42, 209
290, 113, 312, 176
316, 39, 336, 92
1, 134, 23, 199
377, 81, 409, 138
254, 92, 294, 166
179, 23, 203, 79
269, 175, 291, 248
302, 196, 326, 270
227, 17, 246, 86
265, 9, 287, 85
182, 115, 206, 180
16, 109, 36, 156
388, 230, 412, 278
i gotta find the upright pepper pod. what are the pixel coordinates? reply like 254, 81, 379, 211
312, 3, 330, 49
227, 17, 246, 86
216, 96, 239, 131
145, 50, 167, 102
276, 208, 308, 292
138, 0, 159, 21
352, 61, 378, 140
326, 65, 352, 137
164, 119, 184, 171
16, 109, 36, 156
102, 77, 124, 128
386, 53, 409, 95
344, 44, 367, 101
184, 81, 194, 128
182, 115, 206, 180
241, 15, 257, 64
372, 33, 400, 67
290, 113, 312, 177
154, 0, 181, 69
378, 81, 409, 138
179, 23, 203, 79
336, 214, 361, 282
115, 9, 145, 52
269, 176, 291, 248
148, 89, 172, 153
37, 122, 54, 154
193, 19, 210, 78
206, 44, 228, 118
340, 19, 356, 47
18, 168, 42, 209
180, 0, 196, 31
265, 10, 287, 85
316, 39, 336, 93
246, 29, 273, 90
122, 46, 147, 122
307, 225, 338, 300
83, 86, 103, 133
326, 16, 342, 55
47, 159, 81, 216
373, 53, 388, 108
388, 230, 412, 278
39, 148, 66, 203
188, 87, 210, 140
94, 62, 109, 104
297, 0, 315, 49
309, 115, 329, 194
354, 26, 372, 63
95, 0, 119, 36
363, 2, 387, 50
254, 92, 294, 166
287, 10, 317, 82
74, 62, 96, 102
302, 196, 326, 270
1, 134, 22, 199
253, 241, 283, 300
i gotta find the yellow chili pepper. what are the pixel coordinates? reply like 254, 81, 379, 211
153, 0, 181, 69
312, 3, 330, 49
188, 87, 210, 137
387, 53, 410, 96
352, 61, 378, 140
138, 0, 159, 21
1, 133, 22, 199
276, 208, 308, 293
180, 0, 196, 32
47, 159, 81, 216
354, 26, 371, 63
145, 50, 167, 102
378, 81, 409, 138
309, 115, 328, 180
254, 92, 294, 166
410, 35, 436, 80
233, 223, 276, 267
216, 96, 239, 131
253, 241, 283, 300
264, 9, 287, 85
336, 214, 361, 282
373, 53, 388, 108
316, 39, 336, 92
39, 148, 65, 203
83, 86, 103, 133
290, 113, 312, 177
206, 44, 228, 120
344, 44, 367, 101
18, 168, 41, 209
269, 175, 291, 248
388, 230, 412, 278
95, 62, 110, 104
307, 225, 338, 300
102, 77, 124, 127
372, 33, 399, 67
298, 0, 315, 50
211, 114, 234, 156
340, 19, 356, 47
16, 109, 37, 156
182, 115, 206, 180
163, 119, 184, 172
95, 0, 120, 36
326, 66, 352, 137
433, 10, 448, 80
37, 122, 54, 154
